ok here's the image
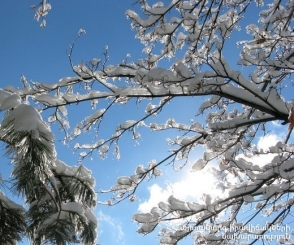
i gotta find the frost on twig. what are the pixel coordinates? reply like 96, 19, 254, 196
31, 0, 51, 27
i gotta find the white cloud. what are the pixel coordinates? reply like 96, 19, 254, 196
117, 225, 124, 241
97, 211, 125, 243
271, 120, 282, 127
98, 210, 115, 226
257, 134, 281, 151
138, 168, 220, 213
138, 184, 170, 213
241, 133, 283, 166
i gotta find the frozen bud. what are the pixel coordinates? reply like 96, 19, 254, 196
78, 28, 86, 36
91, 58, 100, 66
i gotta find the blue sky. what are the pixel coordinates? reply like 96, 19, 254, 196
0, 1, 292, 245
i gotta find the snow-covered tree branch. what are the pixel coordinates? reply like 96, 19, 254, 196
1, 0, 294, 244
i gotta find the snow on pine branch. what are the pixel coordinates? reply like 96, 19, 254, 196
0, 191, 26, 244
0, 101, 97, 244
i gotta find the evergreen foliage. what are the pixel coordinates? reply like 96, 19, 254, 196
0, 107, 97, 244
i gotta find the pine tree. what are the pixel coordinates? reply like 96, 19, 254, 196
0, 105, 97, 244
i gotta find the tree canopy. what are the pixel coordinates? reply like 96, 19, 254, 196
1, 0, 294, 244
